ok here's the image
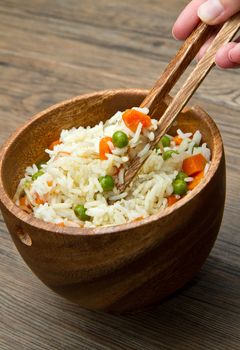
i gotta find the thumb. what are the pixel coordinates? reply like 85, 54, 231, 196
198, 0, 240, 25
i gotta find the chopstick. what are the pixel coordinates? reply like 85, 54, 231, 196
140, 22, 212, 114
118, 13, 240, 192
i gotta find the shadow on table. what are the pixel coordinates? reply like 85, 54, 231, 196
51, 259, 236, 350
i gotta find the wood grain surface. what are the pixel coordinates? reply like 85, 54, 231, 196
0, 0, 239, 349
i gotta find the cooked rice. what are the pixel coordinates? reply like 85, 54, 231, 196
14, 107, 211, 228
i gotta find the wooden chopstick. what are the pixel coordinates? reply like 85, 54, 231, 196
140, 22, 212, 114
118, 13, 240, 192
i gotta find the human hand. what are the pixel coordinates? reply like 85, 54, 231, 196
172, 0, 240, 68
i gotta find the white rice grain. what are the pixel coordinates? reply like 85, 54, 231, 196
138, 144, 150, 158
177, 129, 192, 139
192, 130, 202, 145
185, 177, 194, 182
109, 192, 128, 201
118, 167, 125, 185
15, 106, 211, 228
132, 107, 149, 114
129, 122, 142, 146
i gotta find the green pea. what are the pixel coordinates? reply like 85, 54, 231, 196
162, 150, 178, 160
23, 180, 31, 189
173, 179, 187, 196
160, 135, 171, 148
176, 171, 188, 181
37, 161, 46, 170
74, 205, 90, 221
99, 175, 114, 191
32, 170, 44, 181
112, 131, 129, 148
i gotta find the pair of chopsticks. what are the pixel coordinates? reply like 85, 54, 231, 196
118, 13, 240, 192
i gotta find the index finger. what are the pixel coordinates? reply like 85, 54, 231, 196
172, 0, 207, 40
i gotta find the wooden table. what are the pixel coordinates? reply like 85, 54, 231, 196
0, 1, 239, 349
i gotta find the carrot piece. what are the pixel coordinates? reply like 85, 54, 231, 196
35, 193, 45, 205
19, 195, 32, 212
47, 180, 53, 186
49, 139, 62, 150
182, 154, 207, 176
57, 222, 65, 227
167, 195, 179, 206
187, 170, 205, 190
122, 109, 152, 132
19, 196, 27, 207
133, 216, 144, 222
173, 136, 183, 145
99, 136, 112, 160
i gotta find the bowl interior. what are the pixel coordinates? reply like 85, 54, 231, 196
1, 89, 217, 204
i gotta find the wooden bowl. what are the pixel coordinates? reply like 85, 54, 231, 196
0, 89, 225, 313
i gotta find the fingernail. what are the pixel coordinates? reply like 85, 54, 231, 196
228, 43, 240, 63
198, 0, 224, 22
172, 29, 178, 40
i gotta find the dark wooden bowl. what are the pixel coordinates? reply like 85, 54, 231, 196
0, 89, 225, 313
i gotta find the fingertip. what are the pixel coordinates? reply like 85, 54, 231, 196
228, 43, 240, 64
172, 25, 180, 41
172, 21, 189, 40
172, 0, 205, 41
215, 43, 237, 68
172, 19, 201, 41
172, 27, 177, 40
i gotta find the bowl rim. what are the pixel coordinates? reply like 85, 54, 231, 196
0, 88, 224, 236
